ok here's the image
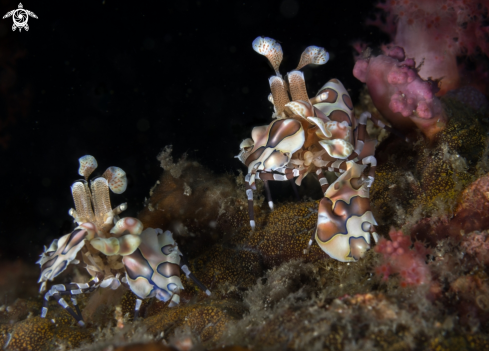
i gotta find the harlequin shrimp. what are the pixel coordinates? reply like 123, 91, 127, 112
236, 37, 401, 262
37, 155, 210, 326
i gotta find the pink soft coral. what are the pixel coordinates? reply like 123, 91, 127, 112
368, 0, 489, 95
353, 46, 444, 140
375, 228, 431, 287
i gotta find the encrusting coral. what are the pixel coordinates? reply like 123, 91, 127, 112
407, 160, 489, 245
369, 94, 488, 232
3, 316, 93, 351
139, 145, 264, 259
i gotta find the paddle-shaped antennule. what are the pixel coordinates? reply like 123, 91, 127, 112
252, 36, 283, 76
78, 155, 98, 180
102, 166, 128, 194
296, 46, 329, 70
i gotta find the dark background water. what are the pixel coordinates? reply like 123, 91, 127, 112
0, 0, 386, 260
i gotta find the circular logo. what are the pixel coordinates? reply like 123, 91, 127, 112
12, 9, 27, 27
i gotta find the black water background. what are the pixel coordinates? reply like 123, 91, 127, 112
0, 0, 388, 261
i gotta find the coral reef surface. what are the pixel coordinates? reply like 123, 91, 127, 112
3, 114, 489, 349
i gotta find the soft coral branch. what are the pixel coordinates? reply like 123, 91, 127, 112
367, 0, 489, 95
375, 228, 431, 287
353, 46, 444, 140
